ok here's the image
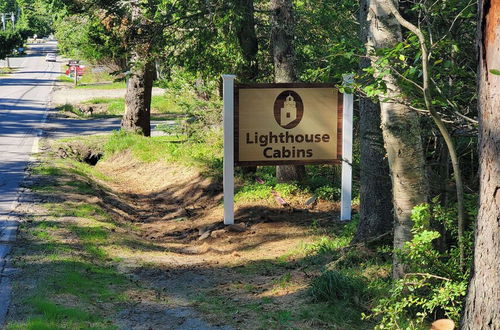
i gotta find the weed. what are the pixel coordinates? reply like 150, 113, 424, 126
235, 183, 272, 202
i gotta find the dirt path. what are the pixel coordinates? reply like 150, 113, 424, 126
7, 143, 345, 328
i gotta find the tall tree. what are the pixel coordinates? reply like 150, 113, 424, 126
364, 0, 428, 279
235, 0, 258, 175
120, 0, 155, 136
235, 0, 258, 82
461, 0, 500, 327
353, 0, 393, 244
270, 0, 305, 182
68, 0, 206, 136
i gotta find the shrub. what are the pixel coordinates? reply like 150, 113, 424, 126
364, 199, 476, 328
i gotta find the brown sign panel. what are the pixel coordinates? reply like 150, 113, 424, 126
235, 83, 343, 166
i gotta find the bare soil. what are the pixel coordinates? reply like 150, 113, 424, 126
10, 146, 349, 329
93, 152, 342, 328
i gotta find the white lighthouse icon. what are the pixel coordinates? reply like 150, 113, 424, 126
280, 94, 297, 126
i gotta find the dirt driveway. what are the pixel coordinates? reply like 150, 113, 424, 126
52, 85, 166, 105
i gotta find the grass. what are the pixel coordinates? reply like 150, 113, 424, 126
6, 297, 107, 330
53, 130, 342, 203
58, 69, 126, 89
7, 159, 150, 329
58, 74, 74, 83
79, 95, 182, 115
102, 130, 223, 175
308, 270, 367, 304
0, 67, 16, 75
8, 218, 131, 329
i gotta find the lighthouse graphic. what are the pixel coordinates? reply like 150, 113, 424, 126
280, 94, 297, 127
273, 90, 304, 129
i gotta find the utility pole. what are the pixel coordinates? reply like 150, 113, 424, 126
1, 13, 5, 31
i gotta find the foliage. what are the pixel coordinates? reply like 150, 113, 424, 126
15, 0, 72, 37
54, 14, 126, 66
365, 200, 476, 328
159, 67, 222, 138
295, 0, 361, 83
0, 29, 23, 59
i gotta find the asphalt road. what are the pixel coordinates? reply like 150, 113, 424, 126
0, 42, 60, 327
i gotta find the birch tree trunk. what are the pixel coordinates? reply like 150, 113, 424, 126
461, 0, 500, 327
364, 0, 428, 278
271, 0, 305, 182
353, 0, 394, 244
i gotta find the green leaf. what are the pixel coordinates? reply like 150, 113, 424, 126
489, 69, 500, 75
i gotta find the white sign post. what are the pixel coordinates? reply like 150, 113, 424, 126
222, 74, 236, 225
340, 74, 354, 221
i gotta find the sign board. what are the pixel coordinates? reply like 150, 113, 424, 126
222, 76, 353, 225
234, 84, 342, 166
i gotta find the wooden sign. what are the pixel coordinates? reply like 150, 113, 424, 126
234, 83, 343, 166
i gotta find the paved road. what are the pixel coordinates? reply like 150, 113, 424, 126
0, 43, 179, 328
0, 42, 60, 327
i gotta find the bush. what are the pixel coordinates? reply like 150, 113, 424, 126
0, 30, 24, 59
364, 200, 476, 328
314, 185, 341, 201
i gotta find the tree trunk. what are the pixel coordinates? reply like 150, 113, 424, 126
270, 0, 305, 182
236, 0, 258, 176
365, 0, 428, 279
353, 0, 393, 244
235, 0, 258, 82
121, 54, 154, 136
121, 0, 154, 137
461, 0, 500, 327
